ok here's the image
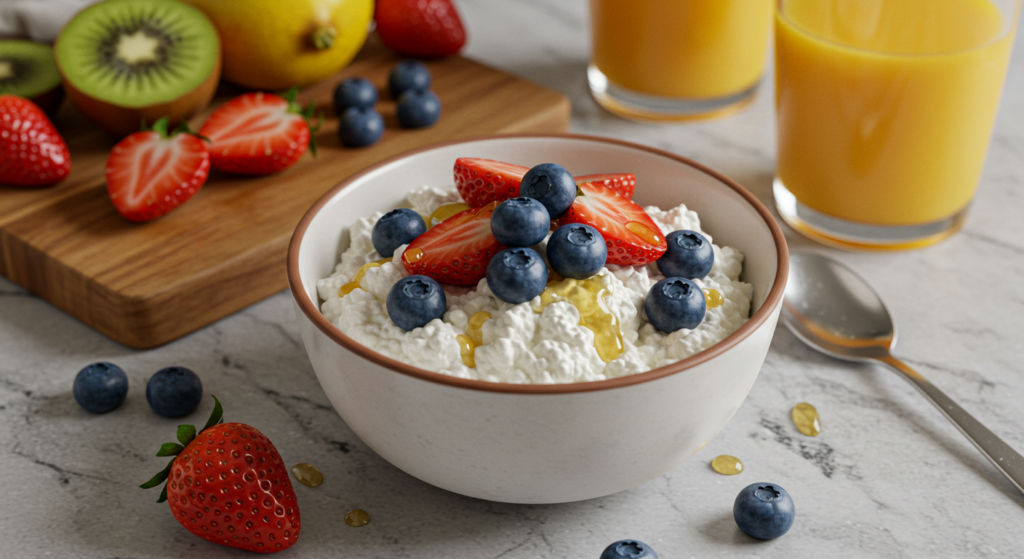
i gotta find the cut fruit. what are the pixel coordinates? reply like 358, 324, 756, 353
0, 40, 64, 115
54, 0, 221, 137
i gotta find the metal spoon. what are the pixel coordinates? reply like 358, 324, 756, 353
782, 251, 1024, 495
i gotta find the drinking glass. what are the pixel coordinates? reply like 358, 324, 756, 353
588, 0, 774, 121
773, 0, 1021, 250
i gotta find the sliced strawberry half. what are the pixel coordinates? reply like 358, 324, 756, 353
559, 181, 667, 266
105, 117, 210, 222
402, 201, 505, 285
199, 89, 320, 176
454, 158, 528, 207
575, 173, 636, 199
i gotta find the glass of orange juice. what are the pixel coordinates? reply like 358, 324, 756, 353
588, 0, 774, 121
774, 0, 1021, 250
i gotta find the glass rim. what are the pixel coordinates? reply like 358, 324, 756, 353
776, 0, 1021, 58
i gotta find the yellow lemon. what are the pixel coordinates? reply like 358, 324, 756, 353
184, 0, 373, 90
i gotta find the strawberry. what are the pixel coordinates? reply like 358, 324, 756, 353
199, 89, 320, 176
574, 173, 636, 199
454, 157, 528, 207
0, 94, 70, 187
105, 117, 210, 222
142, 397, 301, 554
402, 201, 505, 285
375, 0, 467, 58
559, 181, 667, 266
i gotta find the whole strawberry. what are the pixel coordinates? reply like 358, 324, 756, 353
0, 94, 71, 187
106, 117, 210, 222
142, 397, 301, 553
376, 0, 467, 58
199, 89, 320, 176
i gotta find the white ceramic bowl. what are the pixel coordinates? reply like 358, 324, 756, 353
288, 135, 788, 504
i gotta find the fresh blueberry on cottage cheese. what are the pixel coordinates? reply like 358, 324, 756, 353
316, 160, 753, 384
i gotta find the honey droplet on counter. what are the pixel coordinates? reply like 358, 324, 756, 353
429, 202, 472, 225
339, 258, 392, 296
456, 334, 476, 368
711, 455, 744, 475
703, 288, 724, 309
533, 274, 623, 362
290, 462, 324, 487
345, 509, 370, 527
466, 311, 491, 346
792, 402, 822, 437
625, 221, 663, 245
403, 247, 424, 264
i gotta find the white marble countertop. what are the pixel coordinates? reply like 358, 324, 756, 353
3, 1, 1024, 557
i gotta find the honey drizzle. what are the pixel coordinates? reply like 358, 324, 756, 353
532, 274, 623, 362
711, 455, 744, 475
792, 402, 822, 436
456, 334, 476, 367
703, 288, 724, 309
429, 202, 472, 225
344, 509, 370, 527
466, 311, 491, 345
339, 258, 392, 296
403, 248, 424, 264
625, 221, 663, 245
290, 462, 324, 487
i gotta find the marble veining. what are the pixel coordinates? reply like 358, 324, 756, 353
2, 0, 1024, 557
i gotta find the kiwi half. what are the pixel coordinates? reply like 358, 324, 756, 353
55, 0, 221, 137
0, 40, 64, 115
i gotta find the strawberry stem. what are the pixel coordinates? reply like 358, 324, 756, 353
141, 396, 225, 503
283, 87, 322, 157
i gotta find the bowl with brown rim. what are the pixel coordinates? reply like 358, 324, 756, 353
288, 134, 788, 504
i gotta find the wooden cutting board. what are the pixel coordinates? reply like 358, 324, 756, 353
0, 37, 570, 348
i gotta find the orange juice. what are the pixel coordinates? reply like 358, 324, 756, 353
591, 0, 773, 99
776, 0, 1018, 226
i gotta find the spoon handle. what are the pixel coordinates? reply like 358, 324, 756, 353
878, 355, 1024, 495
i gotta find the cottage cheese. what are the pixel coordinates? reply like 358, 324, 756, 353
316, 186, 754, 384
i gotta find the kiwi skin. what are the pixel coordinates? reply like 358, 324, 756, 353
53, 4, 223, 137
57, 52, 220, 137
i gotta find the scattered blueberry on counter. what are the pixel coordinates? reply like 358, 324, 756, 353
486, 247, 548, 304
490, 197, 550, 247
645, 277, 706, 332
547, 223, 607, 279
73, 362, 128, 413
146, 366, 203, 418
733, 482, 796, 540
388, 59, 432, 98
657, 230, 714, 280
334, 77, 378, 112
520, 163, 577, 219
397, 89, 441, 129
339, 106, 385, 148
372, 208, 427, 257
387, 275, 448, 331
600, 540, 658, 559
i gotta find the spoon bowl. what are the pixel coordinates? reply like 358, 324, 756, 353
783, 252, 1024, 496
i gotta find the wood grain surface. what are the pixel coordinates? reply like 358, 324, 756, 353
0, 37, 571, 348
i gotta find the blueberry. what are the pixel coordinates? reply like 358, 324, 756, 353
388, 59, 432, 98
146, 367, 203, 418
645, 277, 706, 332
486, 247, 548, 304
73, 362, 128, 413
333, 77, 378, 112
387, 275, 447, 331
657, 230, 714, 279
491, 197, 550, 247
599, 540, 659, 559
733, 482, 796, 540
520, 163, 577, 219
338, 106, 384, 148
397, 90, 441, 128
372, 208, 426, 257
547, 223, 607, 279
